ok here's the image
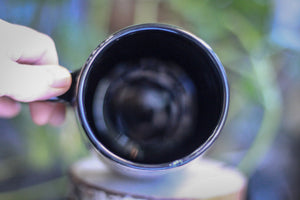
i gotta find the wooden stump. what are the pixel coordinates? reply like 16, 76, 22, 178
68, 155, 247, 200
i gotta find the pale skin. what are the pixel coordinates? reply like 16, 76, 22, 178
0, 19, 72, 126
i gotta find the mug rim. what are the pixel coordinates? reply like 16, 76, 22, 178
76, 23, 230, 171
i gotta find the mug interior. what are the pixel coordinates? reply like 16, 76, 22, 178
78, 25, 227, 167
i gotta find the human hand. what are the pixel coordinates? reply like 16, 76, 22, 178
0, 19, 71, 126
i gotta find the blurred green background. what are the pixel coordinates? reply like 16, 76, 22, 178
0, 0, 300, 199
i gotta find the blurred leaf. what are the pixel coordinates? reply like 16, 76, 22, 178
222, 9, 263, 52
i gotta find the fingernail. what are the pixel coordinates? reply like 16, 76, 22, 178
49, 67, 71, 88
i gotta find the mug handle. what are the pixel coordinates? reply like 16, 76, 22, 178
47, 69, 80, 105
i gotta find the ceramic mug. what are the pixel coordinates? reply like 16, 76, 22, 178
55, 23, 229, 176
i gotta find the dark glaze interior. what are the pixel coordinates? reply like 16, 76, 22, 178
81, 27, 224, 165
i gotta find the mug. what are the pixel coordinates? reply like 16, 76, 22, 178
56, 23, 229, 176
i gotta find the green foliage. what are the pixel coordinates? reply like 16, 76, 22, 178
170, 0, 271, 48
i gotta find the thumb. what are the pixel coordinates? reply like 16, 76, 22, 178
0, 62, 71, 102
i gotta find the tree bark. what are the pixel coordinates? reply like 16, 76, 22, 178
108, 0, 136, 33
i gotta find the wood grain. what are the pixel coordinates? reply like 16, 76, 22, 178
68, 155, 247, 200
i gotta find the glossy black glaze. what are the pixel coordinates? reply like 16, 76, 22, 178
73, 24, 229, 169
93, 58, 197, 164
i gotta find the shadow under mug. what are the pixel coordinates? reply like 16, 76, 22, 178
56, 23, 229, 176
